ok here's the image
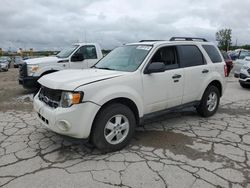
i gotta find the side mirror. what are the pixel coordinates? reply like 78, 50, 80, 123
144, 62, 165, 74
71, 53, 84, 62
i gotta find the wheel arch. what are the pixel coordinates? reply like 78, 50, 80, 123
94, 97, 140, 127
207, 80, 222, 97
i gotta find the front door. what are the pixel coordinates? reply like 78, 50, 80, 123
142, 46, 184, 114
70, 45, 98, 69
70, 46, 86, 69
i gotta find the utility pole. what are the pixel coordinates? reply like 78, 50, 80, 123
84, 30, 87, 43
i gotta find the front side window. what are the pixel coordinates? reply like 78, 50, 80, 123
178, 45, 204, 67
202, 45, 222, 63
150, 46, 178, 70
56, 45, 79, 58
95, 45, 152, 72
75, 46, 97, 59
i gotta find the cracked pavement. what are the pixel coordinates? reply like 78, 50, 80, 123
0, 72, 250, 187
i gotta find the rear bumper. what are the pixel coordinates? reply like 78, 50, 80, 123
19, 76, 40, 89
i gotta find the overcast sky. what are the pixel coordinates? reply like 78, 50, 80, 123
0, 0, 250, 51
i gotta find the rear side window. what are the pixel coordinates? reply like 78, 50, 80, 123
202, 45, 222, 63
177, 45, 204, 67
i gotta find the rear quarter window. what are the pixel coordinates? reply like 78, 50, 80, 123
202, 45, 222, 63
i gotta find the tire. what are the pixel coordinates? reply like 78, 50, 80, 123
240, 83, 250, 88
91, 103, 136, 152
197, 85, 220, 117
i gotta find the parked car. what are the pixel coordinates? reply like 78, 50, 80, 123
221, 51, 233, 76
234, 51, 250, 78
14, 56, 24, 68
19, 43, 103, 89
228, 51, 238, 61
0, 56, 11, 68
239, 61, 250, 88
33, 37, 226, 152
0, 61, 9, 71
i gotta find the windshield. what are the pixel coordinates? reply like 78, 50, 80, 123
239, 51, 250, 59
56, 45, 79, 58
95, 45, 152, 72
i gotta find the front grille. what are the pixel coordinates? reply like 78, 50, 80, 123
38, 87, 62, 108
19, 63, 27, 77
240, 73, 248, 79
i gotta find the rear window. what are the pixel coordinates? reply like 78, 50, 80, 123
177, 45, 204, 67
202, 45, 222, 63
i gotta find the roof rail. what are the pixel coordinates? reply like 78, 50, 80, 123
139, 40, 165, 42
169, 37, 208, 42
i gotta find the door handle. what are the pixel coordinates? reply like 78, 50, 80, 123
202, 69, 209, 73
172, 74, 182, 79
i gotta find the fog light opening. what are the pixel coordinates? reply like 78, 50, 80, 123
57, 120, 71, 131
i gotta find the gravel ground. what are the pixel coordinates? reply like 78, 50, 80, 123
0, 69, 250, 188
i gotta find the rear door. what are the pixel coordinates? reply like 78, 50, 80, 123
142, 46, 184, 114
177, 45, 210, 104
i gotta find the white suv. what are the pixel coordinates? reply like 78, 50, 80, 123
34, 37, 226, 152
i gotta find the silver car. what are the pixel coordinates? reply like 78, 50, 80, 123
0, 61, 9, 71
239, 61, 250, 88
0, 56, 11, 68
234, 51, 250, 78
13, 56, 24, 68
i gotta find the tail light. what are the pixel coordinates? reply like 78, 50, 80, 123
224, 64, 228, 77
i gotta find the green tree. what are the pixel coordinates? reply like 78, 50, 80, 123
216, 28, 232, 51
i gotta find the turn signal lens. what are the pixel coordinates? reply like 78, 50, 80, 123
72, 93, 81, 104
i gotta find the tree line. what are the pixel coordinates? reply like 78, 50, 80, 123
216, 28, 250, 51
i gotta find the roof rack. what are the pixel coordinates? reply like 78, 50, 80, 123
169, 37, 208, 42
139, 40, 165, 42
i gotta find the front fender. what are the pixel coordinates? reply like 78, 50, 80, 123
82, 85, 144, 117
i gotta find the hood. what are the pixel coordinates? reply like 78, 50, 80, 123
38, 69, 128, 90
236, 57, 250, 64
25, 56, 61, 65
243, 61, 250, 68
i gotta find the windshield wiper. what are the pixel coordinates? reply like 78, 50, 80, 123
95, 67, 115, 70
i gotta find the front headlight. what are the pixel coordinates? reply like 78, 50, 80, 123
28, 65, 39, 75
60, 91, 84, 108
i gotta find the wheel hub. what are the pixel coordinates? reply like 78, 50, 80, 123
104, 114, 129, 145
